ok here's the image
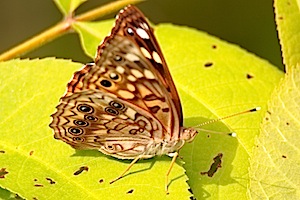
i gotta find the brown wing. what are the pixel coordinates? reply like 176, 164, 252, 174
65, 5, 182, 139
50, 90, 164, 159
101, 5, 182, 122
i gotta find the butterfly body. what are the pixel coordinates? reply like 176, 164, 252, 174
50, 5, 197, 191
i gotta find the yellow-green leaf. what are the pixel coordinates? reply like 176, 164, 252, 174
72, 21, 283, 199
274, 0, 300, 70
0, 58, 190, 200
54, 0, 87, 16
248, 66, 300, 199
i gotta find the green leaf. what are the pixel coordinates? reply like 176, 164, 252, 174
73, 21, 283, 199
54, 0, 87, 16
72, 20, 114, 58
0, 58, 190, 200
274, 0, 300, 70
248, 66, 300, 199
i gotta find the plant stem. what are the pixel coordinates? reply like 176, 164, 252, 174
0, 0, 143, 61
76, 0, 143, 21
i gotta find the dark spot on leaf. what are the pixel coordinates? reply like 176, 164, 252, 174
73, 166, 89, 175
282, 155, 287, 158
0, 150, 5, 153
265, 117, 269, 121
286, 122, 290, 125
204, 62, 213, 67
99, 179, 104, 183
127, 189, 134, 194
200, 153, 223, 177
267, 110, 271, 115
246, 73, 254, 79
34, 178, 38, 181
212, 45, 217, 49
0, 168, 8, 178
46, 177, 56, 184
33, 198, 38, 200
278, 16, 283, 20
34, 184, 43, 187
29, 151, 34, 156
207, 134, 211, 138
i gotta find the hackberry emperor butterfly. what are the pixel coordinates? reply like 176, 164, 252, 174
49, 5, 258, 192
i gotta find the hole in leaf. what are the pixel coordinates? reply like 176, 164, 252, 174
0, 168, 8, 178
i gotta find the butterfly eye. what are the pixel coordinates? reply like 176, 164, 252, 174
68, 127, 83, 135
77, 104, 94, 113
109, 101, 125, 110
84, 115, 98, 121
109, 72, 122, 82
74, 120, 89, 127
100, 79, 112, 88
105, 107, 119, 116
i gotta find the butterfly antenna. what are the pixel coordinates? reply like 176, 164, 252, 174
193, 107, 261, 129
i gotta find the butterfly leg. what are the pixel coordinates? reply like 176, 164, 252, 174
165, 151, 179, 194
110, 155, 141, 184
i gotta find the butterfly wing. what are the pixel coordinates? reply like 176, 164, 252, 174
50, 90, 164, 159
66, 5, 182, 139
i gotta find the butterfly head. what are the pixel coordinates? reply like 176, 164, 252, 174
180, 127, 198, 143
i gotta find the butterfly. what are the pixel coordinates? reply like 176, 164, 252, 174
49, 5, 258, 193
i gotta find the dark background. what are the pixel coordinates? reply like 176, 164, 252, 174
0, 0, 283, 70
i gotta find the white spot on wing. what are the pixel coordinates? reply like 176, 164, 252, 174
127, 83, 135, 91
127, 75, 137, 82
125, 53, 139, 62
131, 69, 144, 78
152, 51, 162, 64
116, 66, 125, 74
136, 28, 150, 39
118, 90, 135, 99
140, 47, 151, 59
144, 69, 155, 79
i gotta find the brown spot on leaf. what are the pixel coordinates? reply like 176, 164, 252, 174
286, 122, 290, 125
282, 155, 287, 158
0, 168, 8, 178
212, 45, 217, 49
204, 62, 213, 67
0, 150, 5, 153
34, 184, 43, 187
200, 153, 223, 177
29, 151, 34, 156
127, 189, 134, 194
267, 110, 271, 115
99, 179, 104, 183
246, 73, 254, 79
73, 166, 89, 175
46, 177, 56, 184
